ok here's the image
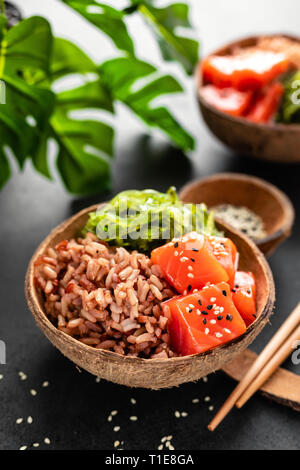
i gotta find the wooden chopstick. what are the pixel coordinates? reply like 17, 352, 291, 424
236, 323, 300, 408
208, 301, 300, 431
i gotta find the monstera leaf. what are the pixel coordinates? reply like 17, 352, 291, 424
0, 15, 55, 188
126, 1, 199, 74
0, 5, 196, 195
0, 106, 36, 186
100, 57, 195, 150
50, 37, 97, 81
61, 0, 134, 54
51, 109, 114, 195
60, 0, 199, 74
45, 38, 115, 194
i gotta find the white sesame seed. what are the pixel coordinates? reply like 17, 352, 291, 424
161, 436, 167, 443
187, 273, 194, 278
107, 415, 112, 422
165, 440, 171, 448
44, 438, 51, 445
205, 328, 209, 335
0, 374, 3, 380
19, 446, 27, 451
33, 442, 39, 448
215, 332, 223, 338
186, 307, 190, 313
174, 251, 178, 257
196, 309, 201, 315
210, 297, 216, 302
95, 377, 101, 383
27, 416, 33, 424
169, 444, 175, 450
204, 396, 211, 402
193, 289, 198, 293
16, 418, 23, 424
175, 411, 180, 418
30, 389, 37, 396
114, 426, 120, 432
158, 444, 163, 450
130, 416, 138, 421
210, 319, 216, 324
181, 411, 188, 417
192, 398, 199, 404
42, 381, 49, 388
114, 440, 120, 447
188, 266, 193, 271
220, 307, 224, 313
111, 410, 118, 416
224, 328, 231, 334
183, 290, 187, 295
130, 398, 136, 405
209, 405, 214, 411
188, 304, 195, 309
203, 376, 208, 383
166, 435, 173, 440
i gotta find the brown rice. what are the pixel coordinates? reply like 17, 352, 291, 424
34, 232, 177, 359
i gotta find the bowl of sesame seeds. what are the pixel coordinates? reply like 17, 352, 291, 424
25, 197, 275, 389
180, 173, 295, 257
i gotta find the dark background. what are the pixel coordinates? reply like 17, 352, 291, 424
1, 0, 300, 451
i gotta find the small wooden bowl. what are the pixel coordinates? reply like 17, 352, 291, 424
25, 204, 275, 389
197, 34, 300, 162
180, 173, 295, 257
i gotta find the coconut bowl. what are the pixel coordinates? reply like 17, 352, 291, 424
180, 173, 295, 257
25, 204, 275, 389
197, 34, 300, 163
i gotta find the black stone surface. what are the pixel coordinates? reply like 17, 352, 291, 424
1, 2, 300, 451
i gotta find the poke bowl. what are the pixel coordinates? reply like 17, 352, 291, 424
197, 34, 300, 162
25, 188, 275, 389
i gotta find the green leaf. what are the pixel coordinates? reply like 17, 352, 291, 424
49, 73, 115, 195
0, 147, 10, 189
0, 105, 37, 167
31, 128, 52, 179
99, 57, 156, 101
3, 16, 53, 83
50, 37, 97, 81
57, 78, 114, 113
133, 2, 199, 74
0, 16, 55, 126
0, 14, 7, 40
100, 57, 195, 151
0, 17, 55, 174
61, 0, 134, 54
51, 110, 114, 195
